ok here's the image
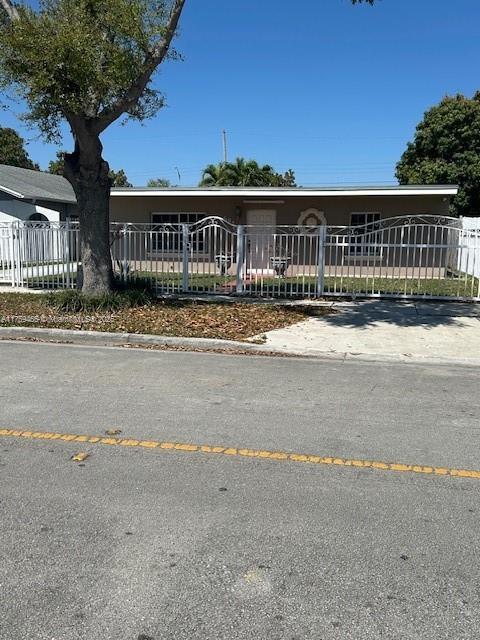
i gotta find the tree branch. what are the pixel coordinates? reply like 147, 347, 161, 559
0, 0, 20, 21
94, 0, 186, 133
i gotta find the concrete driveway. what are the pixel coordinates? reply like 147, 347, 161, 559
260, 300, 480, 363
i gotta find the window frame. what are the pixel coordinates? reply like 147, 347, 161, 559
348, 212, 382, 257
150, 212, 208, 254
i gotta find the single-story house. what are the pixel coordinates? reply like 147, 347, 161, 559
105, 185, 462, 282
2, 167, 477, 297
0, 165, 458, 228
0, 165, 461, 278
0, 164, 76, 223
109, 185, 457, 228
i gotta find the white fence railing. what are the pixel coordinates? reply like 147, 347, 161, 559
459, 217, 480, 279
1, 216, 479, 300
0, 221, 79, 288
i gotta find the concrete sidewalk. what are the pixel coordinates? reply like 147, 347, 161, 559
259, 300, 480, 362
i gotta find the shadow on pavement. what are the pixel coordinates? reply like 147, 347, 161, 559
317, 300, 480, 329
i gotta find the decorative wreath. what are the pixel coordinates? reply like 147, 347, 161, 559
297, 208, 327, 227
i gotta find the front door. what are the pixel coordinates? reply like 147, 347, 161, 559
246, 209, 277, 274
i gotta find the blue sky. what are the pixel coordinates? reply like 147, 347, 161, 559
2, 0, 480, 186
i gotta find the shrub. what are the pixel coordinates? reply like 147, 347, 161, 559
45, 278, 155, 312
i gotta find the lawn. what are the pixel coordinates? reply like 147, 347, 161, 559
12, 268, 480, 299
0, 293, 325, 341
244, 275, 480, 298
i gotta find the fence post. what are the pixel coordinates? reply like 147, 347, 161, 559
122, 224, 129, 283
316, 224, 327, 296
65, 219, 71, 289
8, 222, 15, 287
182, 223, 189, 292
236, 224, 245, 294
12, 222, 23, 288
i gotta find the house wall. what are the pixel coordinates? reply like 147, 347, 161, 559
108, 193, 456, 273
109, 194, 451, 226
0, 192, 67, 222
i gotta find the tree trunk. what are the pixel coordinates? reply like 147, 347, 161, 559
64, 133, 113, 295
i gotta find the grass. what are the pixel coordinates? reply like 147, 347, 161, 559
21, 272, 234, 291
244, 275, 480, 298
11, 268, 480, 299
0, 292, 327, 341
134, 271, 235, 291
126, 271, 480, 298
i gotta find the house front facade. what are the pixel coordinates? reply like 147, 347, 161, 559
109, 185, 457, 229
2, 174, 477, 299
105, 185, 466, 291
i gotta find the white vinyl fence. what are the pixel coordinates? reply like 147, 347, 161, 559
459, 217, 480, 279
1, 215, 479, 300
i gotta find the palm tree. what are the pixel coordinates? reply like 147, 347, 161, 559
199, 157, 291, 187
230, 158, 274, 186
199, 162, 234, 187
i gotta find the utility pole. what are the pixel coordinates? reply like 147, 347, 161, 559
222, 129, 228, 164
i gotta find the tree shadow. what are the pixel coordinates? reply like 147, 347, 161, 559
313, 300, 480, 330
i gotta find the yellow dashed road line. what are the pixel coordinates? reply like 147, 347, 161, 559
0, 428, 479, 480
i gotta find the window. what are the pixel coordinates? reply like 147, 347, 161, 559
28, 212, 49, 222
349, 212, 381, 256
151, 213, 207, 252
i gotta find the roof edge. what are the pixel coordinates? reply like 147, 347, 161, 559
0, 184, 25, 199
111, 186, 459, 197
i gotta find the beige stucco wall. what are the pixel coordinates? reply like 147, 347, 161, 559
109, 193, 451, 226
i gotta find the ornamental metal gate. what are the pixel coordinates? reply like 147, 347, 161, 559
1, 215, 480, 300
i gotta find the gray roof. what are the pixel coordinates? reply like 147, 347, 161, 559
0, 164, 76, 204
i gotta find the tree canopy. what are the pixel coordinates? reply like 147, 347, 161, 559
0, 0, 184, 141
0, 125, 38, 169
0, 0, 186, 294
46, 151, 65, 176
109, 169, 132, 187
396, 93, 480, 217
147, 177, 172, 187
199, 158, 297, 188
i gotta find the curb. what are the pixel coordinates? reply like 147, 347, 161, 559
0, 326, 267, 352
1, 326, 480, 368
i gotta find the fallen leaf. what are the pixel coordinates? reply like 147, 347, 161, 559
71, 452, 89, 462
105, 429, 122, 435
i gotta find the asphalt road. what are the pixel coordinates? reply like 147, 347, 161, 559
1, 341, 480, 640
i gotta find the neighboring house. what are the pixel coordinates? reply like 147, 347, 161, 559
0, 164, 76, 223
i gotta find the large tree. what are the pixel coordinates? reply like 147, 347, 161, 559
200, 158, 298, 188
396, 93, 480, 217
0, 0, 374, 293
48, 150, 132, 186
0, 0, 186, 294
0, 125, 38, 169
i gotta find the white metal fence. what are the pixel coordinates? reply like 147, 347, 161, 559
0, 221, 79, 288
1, 215, 479, 300
459, 217, 480, 279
